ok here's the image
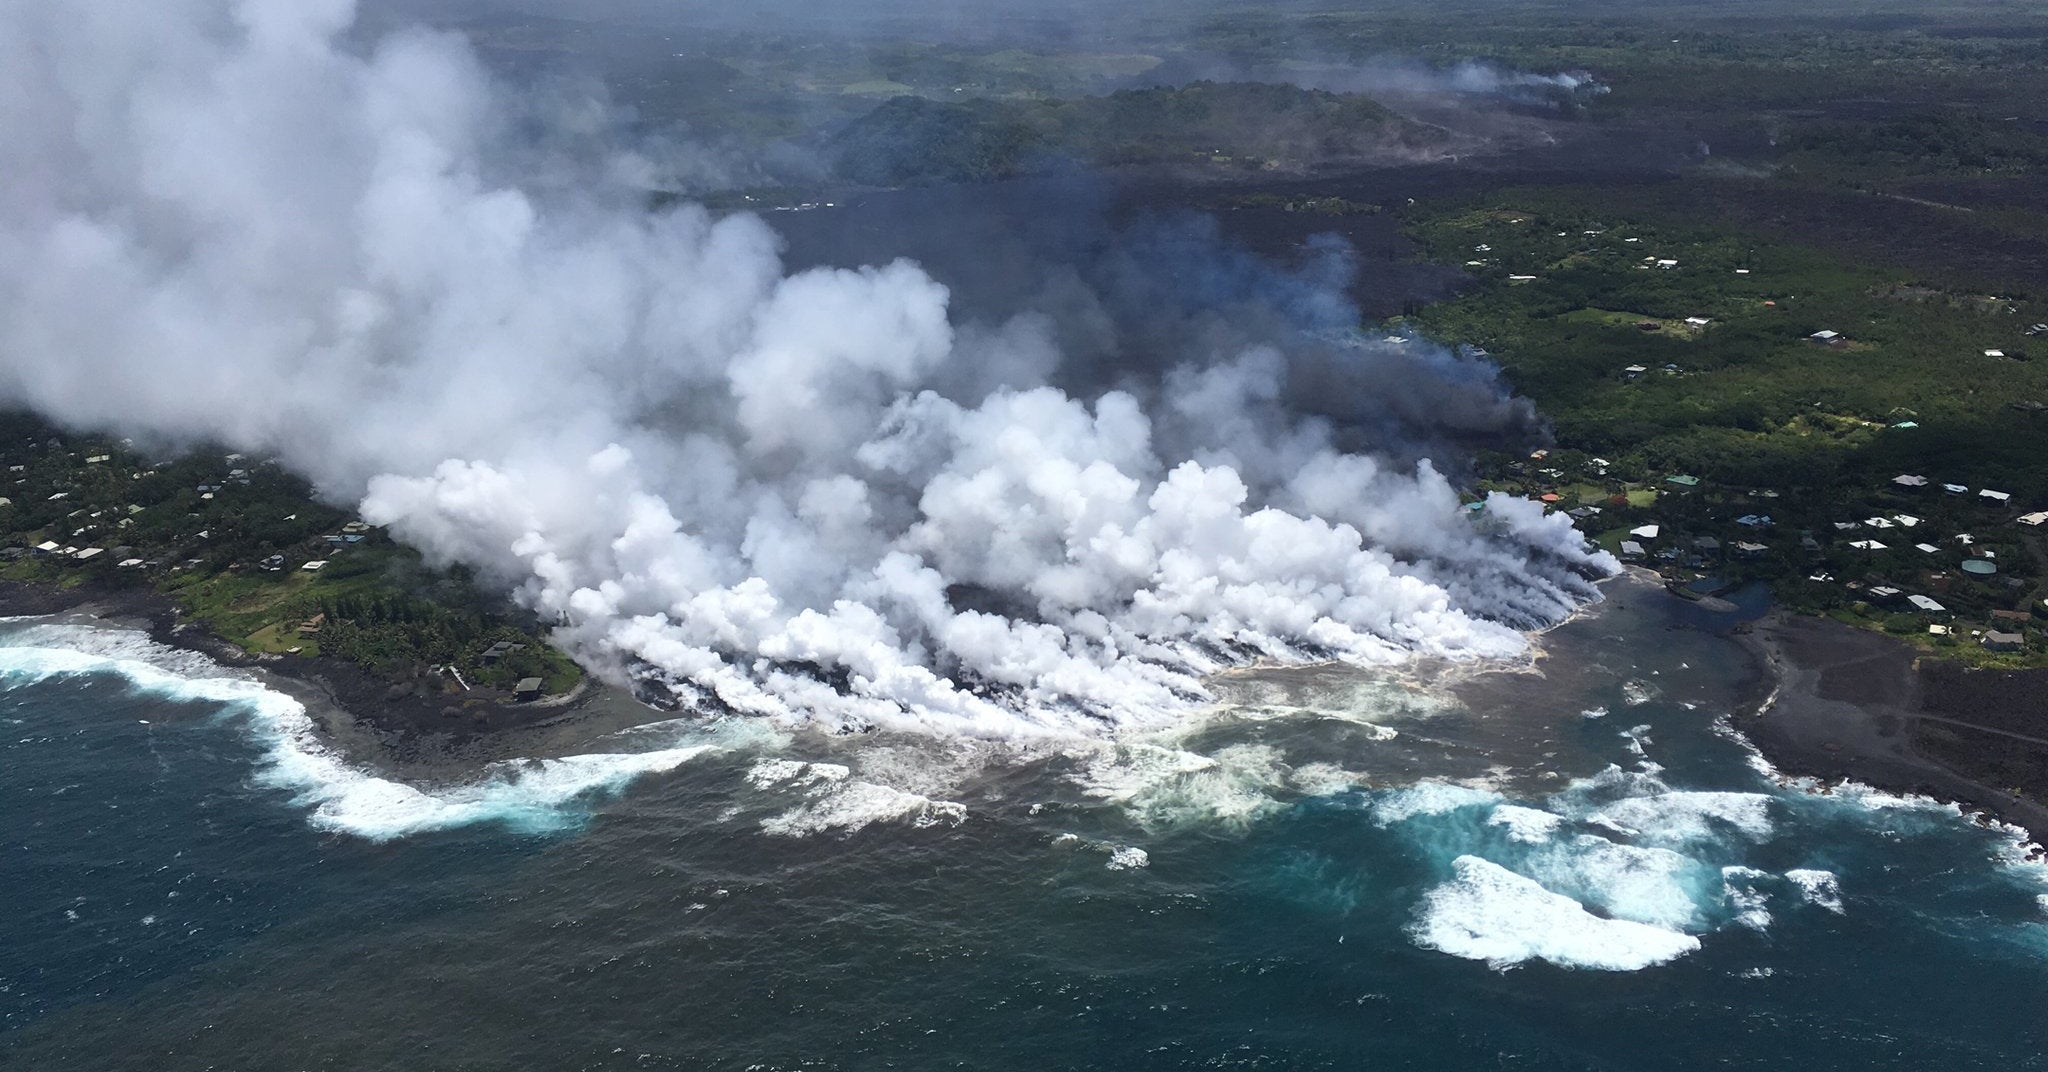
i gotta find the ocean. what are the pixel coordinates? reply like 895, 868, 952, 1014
3, 581, 2044, 1071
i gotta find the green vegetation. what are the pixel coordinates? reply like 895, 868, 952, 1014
829, 82, 1446, 185
1405, 193, 2048, 665
0, 415, 580, 697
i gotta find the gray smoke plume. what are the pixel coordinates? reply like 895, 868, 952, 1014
0, 0, 1614, 739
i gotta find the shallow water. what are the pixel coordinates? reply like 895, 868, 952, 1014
3, 584, 2044, 1070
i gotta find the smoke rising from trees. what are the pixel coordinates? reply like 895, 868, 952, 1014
0, 0, 1614, 738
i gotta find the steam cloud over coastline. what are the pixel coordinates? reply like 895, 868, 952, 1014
0, 0, 1614, 738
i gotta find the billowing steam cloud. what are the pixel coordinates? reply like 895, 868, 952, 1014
0, 0, 1613, 739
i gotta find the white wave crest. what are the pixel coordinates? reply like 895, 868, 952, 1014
747, 759, 967, 837
1411, 855, 1701, 971
1486, 804, 1564, 844
0, 624, 726, 840
1784, 868, 1845, 914
1370, 781, 1501, 825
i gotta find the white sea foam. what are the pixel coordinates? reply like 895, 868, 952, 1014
0, 624, 731, 840
749, 760, 967, 837
1720, 866, 1774, 931
1073, 742, 1294, 831
1410, 855, 1701, 971
1784, 869, 1844, 913
1486, 804, 1564, 844
1370, 782, 1501, 825
1525, 835, 1701, 931
1587, 791, 1774, 846
1106, 846, 1151, 870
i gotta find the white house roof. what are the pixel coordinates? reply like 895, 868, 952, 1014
2019, 511, 2048, 526
1630, 524, 1661, 539
1908, 595, 1946, 612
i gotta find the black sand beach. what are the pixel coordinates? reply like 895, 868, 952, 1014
1738, 613, 2048, 843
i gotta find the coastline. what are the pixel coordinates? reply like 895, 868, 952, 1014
0, 577, 638, 769
1734, 610, 2048, 844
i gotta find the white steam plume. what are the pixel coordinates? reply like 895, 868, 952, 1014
0, 0, 1614, 739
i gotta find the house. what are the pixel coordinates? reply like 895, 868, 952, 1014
1734, 541, 1767, 558
1849, 539, 1888, 550
1694, 536, 1722, 552
1908, 595, 1947, 613
33, 540, 59, 555
1809, 330, 1844, 346
1656, 259, 1679, 269
1619, 540, 1646, 560
298, 613, 326, 637
1893, 474, 1929, 488
116, 558, 143, 569
1665, 475, 1700, 488
1985, 349, 2006, 359
1943, 483, 1969, 495
514, 677, 544, 701
1507, 275, 1538, 283
1929, 624, 1952, 636
1684, 317, 1711, 327
301, 560, 327, 572
1623, 364, 1649, 377
1864, 517, 1896, 530
1893, 514, 1921, 527
2018, 511, 2048, 526
1983, 631, 2025, 652
1980, 489, 2012, 505
1991, 609, 2031, 625
1736, 514, 1772, 528
481, 640, 528, 664
1630, 524, 1661, 540
1915, 543, 1941, 554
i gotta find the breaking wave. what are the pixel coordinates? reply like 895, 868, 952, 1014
0, 623, 734, 840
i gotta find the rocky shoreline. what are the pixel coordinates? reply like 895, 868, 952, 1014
0, 577, 622, 767
1734, 611, 2048, 844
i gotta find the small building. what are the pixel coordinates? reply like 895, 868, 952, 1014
1665, 475, 1700, 488
1929, 624, 1952, 636
1868, 585, 1903, 601
1849, 539, 1888, 550
1908, 595, 1947, 613
1983, 631, 2024, 652
33, 540, 59, 555
298, 613, 326, 637
1619, 540, 1646, 560
1893, 514, 1920, 528
1991, 609, 2031, 625
1684, 317, 1711, 327
1985, 349, 2006, 359
1630, 524, 1661, 540
1656, 259, 1679, 269
71, 547, 104, 563
1694, 536, 1722, 552
1915, 543, 1940, 554
1734, 541, 1767, 558
1735, 514, 1771, 528
1893, 474, 1929, 488
1623, 364, 1649, 377
301, 560, 327, 572
2018, 511, 2048, 527
1980, 489, 2012, 505
1943, 483, 1969, 495
514, 677, 544, 701
1809, 330, 1844, 346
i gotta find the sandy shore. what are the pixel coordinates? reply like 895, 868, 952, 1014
1736, 612, 2048, 842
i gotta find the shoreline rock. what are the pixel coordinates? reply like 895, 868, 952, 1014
1733, 610, 2048, 843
